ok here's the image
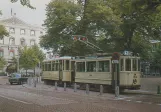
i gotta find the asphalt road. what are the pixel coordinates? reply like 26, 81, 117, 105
0, 76, 161, 112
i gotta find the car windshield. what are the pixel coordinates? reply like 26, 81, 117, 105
11, 73, 21, 78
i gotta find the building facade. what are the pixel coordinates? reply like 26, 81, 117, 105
0, 15, 44, 71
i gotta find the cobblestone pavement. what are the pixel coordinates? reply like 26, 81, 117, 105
0, 83, 161, 112
0, 77, 161, 112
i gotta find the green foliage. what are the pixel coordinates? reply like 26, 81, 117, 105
0, 25, 9, 39
151, 48, 161, 68
0, 57, 6, 70
19, 46, 45, 70
10, 0, 35, 9
31, 45, 45, 62
40, 0, 120, 56
41, 0, 161, 57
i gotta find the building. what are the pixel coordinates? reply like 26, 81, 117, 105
0, 15, 44, 72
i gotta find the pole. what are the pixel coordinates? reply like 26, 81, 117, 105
115, 63, 117, 97
115, 63, 119, 97
17, 56, 19, 73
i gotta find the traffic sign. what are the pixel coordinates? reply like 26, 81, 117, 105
112, 60, 119, 64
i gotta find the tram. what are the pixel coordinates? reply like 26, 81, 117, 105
42, 56, 75, 85
42, 53, 141, 91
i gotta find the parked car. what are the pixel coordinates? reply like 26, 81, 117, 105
8, 73, 28, 85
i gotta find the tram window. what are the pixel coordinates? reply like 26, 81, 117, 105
52, 61, 55, 71
66, 60, 69, 70
48, 62, 51, 71
138, 59, 140, 71
133, 59, 137, 71
45, 62, 48, 71
77, 62, 85, 72
125, 59, 131, 71
98, 61, 110, 72
55, 63, 59, 71
120, 59, 124, 71
43, 63, 45, 71
87, 61, 96, 72
59, 61, 62, 71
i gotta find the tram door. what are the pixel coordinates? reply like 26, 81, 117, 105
111, 60, 120, 90
71, 61, 75, 82
59, 60, 63, 81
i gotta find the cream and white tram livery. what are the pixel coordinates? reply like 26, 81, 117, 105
42, 56, 75, 85
42, 54, 141, 91
74, 55, 141, 90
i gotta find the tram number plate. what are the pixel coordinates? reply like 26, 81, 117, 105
112, 60, 119, 64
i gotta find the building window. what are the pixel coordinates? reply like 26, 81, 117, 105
0, 38, 4, 44
20, 38, 25, 46
9, 28, 15, 34
9, 38, 15, 45
20, 29, 25, 35
9, 49, 14, 57
0, 49, 4, 57
30, 30, 35, 36
30, 40, 35, 46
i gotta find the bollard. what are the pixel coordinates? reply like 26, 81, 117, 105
86, 84, 89, 94
37, 77, 38, 83
115, 86, 119, 97
55, 82, 57, 90
64, 82, 66, 91
157, 85, 161, 94
100, 85, 103, 95
34, 79, 36, 87
74, 83, 77, 92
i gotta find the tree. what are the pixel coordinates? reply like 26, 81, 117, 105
0, 57, 6, 70
31, 45, 45, 63
40, 0, 120, 56
41, 0, 161, 57
0, 25, 8, 39
19, 46, 45, 75
10, 0, 35, 9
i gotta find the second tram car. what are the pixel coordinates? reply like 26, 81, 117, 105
42, 53, 141, 91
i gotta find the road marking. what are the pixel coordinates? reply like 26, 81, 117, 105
126, 100, 131, 102
157, 104, 161, 106
136, 101, 142, 103
0, 94, 32, 105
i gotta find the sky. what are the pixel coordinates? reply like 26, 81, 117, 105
0, 0, 51, 26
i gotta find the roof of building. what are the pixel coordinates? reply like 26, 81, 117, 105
0, 16, 27, 25
0, 16, 44, 30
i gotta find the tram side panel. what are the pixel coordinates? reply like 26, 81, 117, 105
75, 72, 112, 85
42, 71, 59, 81
119, 72, 141, 89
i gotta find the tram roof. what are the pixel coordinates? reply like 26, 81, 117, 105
43, 56, 72, 62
